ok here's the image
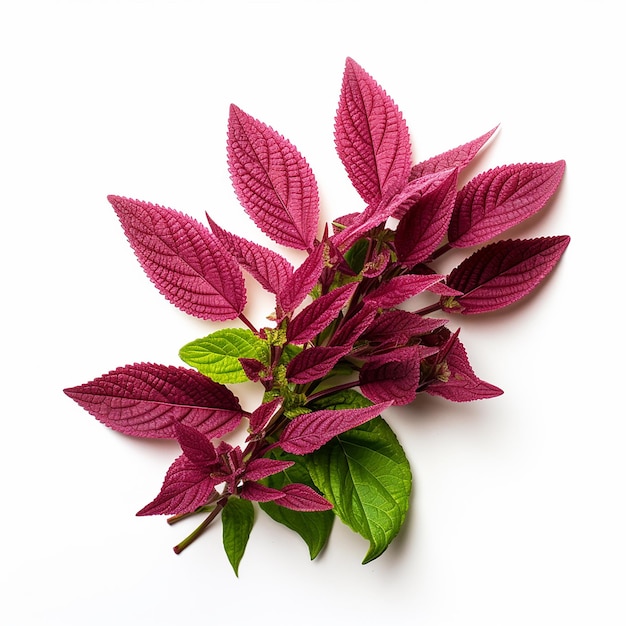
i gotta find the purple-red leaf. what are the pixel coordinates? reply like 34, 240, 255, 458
277, 241, 325, 314
279, 402, 391, 455
424, 335, 503, 402
360, 346, 422, 405
363, 309, 447, 345
411, 126, 498, 180
276, 483, 333, 512
64, 363, 243, 439
395, 168, 458, 265
206, 213, 294, 295
335, 57, 412, 204
331, 303, 378, 347
364, 274, 444, 309
443, 236, 570, 314
173, 423, 218, 467
240, 482, 285, 503
136, 454, 217, 516
248, 398, 282, 435
227, 105, 319, 250
108, 196, 246, 320
286, 345, 351, 384
287, 283, 358, 344
243, 458, 294, 482
448, 161, 566, 247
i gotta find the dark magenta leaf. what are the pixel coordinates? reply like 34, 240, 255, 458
227, 105, 319, 251
443, 236, 570, 314
395, 168, 458, 265
277, 484, 334, 512
360, 346, 422, 405
244, 458, 295, 482
136, 454, 217, 516
277, 241, 325, 314
240, 482, 285, 503
279, 402, 391, 455
206, 213, 294, 295
108, 196, 246, 320
335, 57, 412, 204
173, 422, 218, 467
364, 274, 444, 309
286, 345, 351, 384
248, 397, 282, 435
362, 309, 447, 345
64, 363, 243, 439
448, 161, 566, 247
424, 334, 503, 402
330, 303, 378, 347
410, 125, 498, 179
287, 282, 358, 344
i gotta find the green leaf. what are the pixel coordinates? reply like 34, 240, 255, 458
307, 390, 412, 563
179, 328, 268, 383
221, 497, 254, 576
259, 450, 334, 559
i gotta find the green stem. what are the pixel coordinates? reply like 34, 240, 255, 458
172, 499, 226, 554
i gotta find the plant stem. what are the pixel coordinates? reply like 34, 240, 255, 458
415, 302, 443, 316
239, 313, 258, 334
306, 379, 360, 404
172, 499, 226, 554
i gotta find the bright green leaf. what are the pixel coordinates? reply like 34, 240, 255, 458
259, 450, 334, 559
307, 390, 412, 563
179, 328, 268, 383
221, 497, 255, 576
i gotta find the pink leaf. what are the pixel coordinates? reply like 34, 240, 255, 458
360, 346, 422, 405
330, 303, 378, 347
287, 283, 358, 344
64, 363, 243, 439
363, 309, 447, 345
248, 397, 282, 435
243, 458, 294, 482
364, 274, 444, 309
335, 57, 412, 204
411, 125, 498, 179
108, 196, 246, 320
240, 482, 285, 503
395, 168, 458, 265
279, 402, 391, 455
206, 213, 293, 295
173, 423, 218, 466
227, 105, 319, 250
448, 161, 566, 247
277, 241, 325, 314
443, 236, 570, 314
276, 483, 333, 512
424, 336, 503, 402
286, 345, 351, 384
136, 454, 217, 516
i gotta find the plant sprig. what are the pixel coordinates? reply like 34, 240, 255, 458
65, 57, 569, 575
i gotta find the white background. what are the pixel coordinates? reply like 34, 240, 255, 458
2, 1, 624, 624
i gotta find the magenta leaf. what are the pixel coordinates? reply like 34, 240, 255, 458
360, 346, 422, 405
64, 363, 243, 439
448, 161, 566, 247
364, 274, 444, 309
363, 309, 447, 345
243, 458, 295, 482
286, 345, 351, 384
335, 57, 412, 204
248, 397, 282, 435
287, 282, 358, 344
108, 196, 246, 320
206, 213, 294, 295
136, 454, 218, 516
277, 241, 325, 314
240, 482, 285, 503
279, 402, 391, 455
443, 236, 570, 314
424, 335, 503, 402
276, 483, 334, 512
173, 423, 218, 466
227, 105, 319, 251
410, 125, 498, 179
331, 303, 378, 347
395, 168, 458, 265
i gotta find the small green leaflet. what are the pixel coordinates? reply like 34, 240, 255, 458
307, 390, 412, 563
222, 497, 255, 576
179, 328, 268, 383
259, 451, 334, 559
